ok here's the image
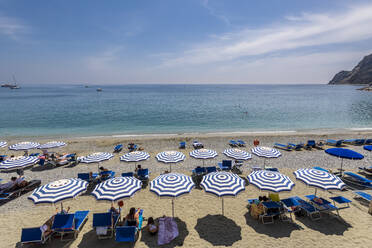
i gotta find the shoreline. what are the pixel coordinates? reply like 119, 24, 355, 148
1, 127, 372, 141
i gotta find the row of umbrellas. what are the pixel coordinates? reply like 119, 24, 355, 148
0, 141, 66, 150
27, 168, 345, 217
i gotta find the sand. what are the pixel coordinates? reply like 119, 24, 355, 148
0, 130, 372, 248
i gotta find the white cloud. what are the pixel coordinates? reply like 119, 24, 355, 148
161, 4, 372, 67
0, 14, 27, 39
201, 0, 230, 25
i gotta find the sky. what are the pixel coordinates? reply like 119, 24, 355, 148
1, 0, 372, 84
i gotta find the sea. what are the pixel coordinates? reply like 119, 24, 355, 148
0, 84, 371, 138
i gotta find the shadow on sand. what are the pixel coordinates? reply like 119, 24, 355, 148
141, 217, 188, 248
244, 212, 303, 238
295, 214, 352, 235
195, 214, 241, 246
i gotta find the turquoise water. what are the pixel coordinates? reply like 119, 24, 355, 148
0, 84, 371, 137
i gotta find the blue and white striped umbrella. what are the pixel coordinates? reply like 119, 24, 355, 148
156, 151, 185, 172
156, 151, 185, 163
247, 170, 295, 192
223, 148, 252, 160
120, 151, 150, 162
80, 152, 114, 163
150, 173, 194, 217
9, 142, 40, 151
0, 141, 7, 148
91, 177, 142, 202
294, 168, 345, 193
38, 141, 66, 149
251, 146, 281, 158
0, 156, 39, 171
200, 172, 245, 215
28, 178, 88, 205
190, 149, 218, 159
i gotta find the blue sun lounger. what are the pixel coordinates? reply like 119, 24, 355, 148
292, 196, 321, 220
122, 172, 134, 177
312, 166, 329, 172
21, 227, 52, 245
366, 139, 372, 145
192, 167, 206, 175
237, 140, 246, 147
115, 209, 143, 243
52, 211, 89, 241
274, 143, 293, 151
78, 173, 98, 184
229, 140, 238, 147
179, 141, 186, 149
353, 191, 372, 202
288, 143, 304, 150
93, 212, 120, 239
114, 144, 123, 153
206, 166, 217, 173
218, 160, 232, 171
326, 139, 344, 147
343, 172, 372, 188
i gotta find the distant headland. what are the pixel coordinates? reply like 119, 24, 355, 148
329, 53, 372, 86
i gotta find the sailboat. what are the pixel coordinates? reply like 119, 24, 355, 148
2, 75, 20, 89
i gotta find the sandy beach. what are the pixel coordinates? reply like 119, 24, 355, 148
1, 130, 372, 248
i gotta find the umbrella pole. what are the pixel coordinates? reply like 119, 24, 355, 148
222, 198, 224, 216
314, 188, 317, 196
169, 164, 172, 172
172, 199, 174, 218
340, 158, 343, 176
60, 202, 63, 213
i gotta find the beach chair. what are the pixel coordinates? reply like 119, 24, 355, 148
358, 166, 372, 176
293, 196, 321, 220
218, 160, 232, 171
274, 143, 293, 151
192, 167, 206, 175
252, 165, 262, 171
264, 165, 279, 172
229, 140, 238, 147
343, 172, 372, 188
78, 173, 98, 186
137, 168, 149, 185
206, 166, 217, 173
365, 139, 372, 145
192, 141, 203, 149
115, 209, 143, 243
329, 196, 351, 216
0, 180, 41, 202
314, 140, 325, 150
93, 212, 120, 239
21, 227, 52, 245
237, 140, 246, 147
305, 140, 316, 150
260, 201, 282, 224
288, 143, 304, 151
99, 171, 115, 182
122, 172, 134, 177
352, 191, 372, 202
326, 139, 344, 147
305, 195, 339, 217
114, 144, 123, 153
52, 211, 89, 241
281, 197, 302, 221
312, 166, 329, 172
179, 141, 186, 149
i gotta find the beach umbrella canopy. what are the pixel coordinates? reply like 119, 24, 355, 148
28, 178, 88, 210
247, 170, 295, 192
223, 148, 252, 160
156, 151, 185, 172
9, 142, 40, 151
38, 141, 66, 149
120, 151, 150, 162
364, 145, 372, 151
0, 156, 39, 171
190, 149, 218, 166
293, 168, 345, 195
0, 141, 7, 148
91, 177, 142, 202
200, 172, 245, 215
251, 146, 281, 158
80, 152, 114, 163
325, 148, 364, 174
150, 173, 194, 217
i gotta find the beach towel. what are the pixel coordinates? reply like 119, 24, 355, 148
157, 217, 179, 245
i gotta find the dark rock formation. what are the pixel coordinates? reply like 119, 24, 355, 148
329, 53, 372, 85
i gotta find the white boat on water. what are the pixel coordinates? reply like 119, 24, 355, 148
96, 88, 102, 92
2, 75, 20, 89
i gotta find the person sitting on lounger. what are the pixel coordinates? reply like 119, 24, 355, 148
124, 207, 141, 227
134, 165, 142, 177
147, 217, 158, 235
40, 215, 55, 237
56, 206, 70, 214
99, 166, 109, 180
0, 176, 28, 192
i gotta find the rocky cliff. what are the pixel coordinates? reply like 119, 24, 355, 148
329, 53, 372, 85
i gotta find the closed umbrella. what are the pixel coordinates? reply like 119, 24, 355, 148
150, 173, 194, 217
200, 172, 245, 215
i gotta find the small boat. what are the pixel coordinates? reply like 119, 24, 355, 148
85, 85, 89, 88
3, 75, 20, 89
96, 88, 102, 92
